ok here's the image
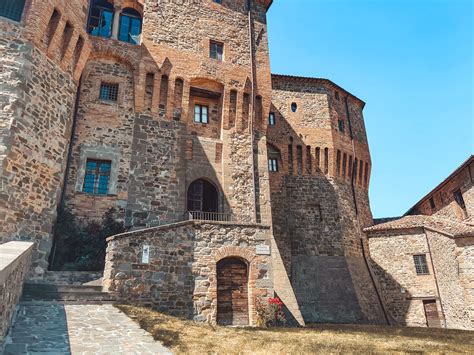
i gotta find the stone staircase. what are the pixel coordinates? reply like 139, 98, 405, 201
21, 271, 118, 304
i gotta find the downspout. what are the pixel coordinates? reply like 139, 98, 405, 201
49, 75, 83, 268
345, 95, 390, 324
247, 0, 258, 223
425, 231, 448, 328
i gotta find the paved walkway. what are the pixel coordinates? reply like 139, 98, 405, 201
3, 303, 172, 354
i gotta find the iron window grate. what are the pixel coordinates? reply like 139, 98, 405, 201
99, 83, 119, 102
0, 0, 26, 22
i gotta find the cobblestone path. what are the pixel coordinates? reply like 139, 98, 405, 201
3, 302, 172, 354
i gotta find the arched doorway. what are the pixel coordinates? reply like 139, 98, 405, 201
217, 258, 249, 326
187, 179, 218, 213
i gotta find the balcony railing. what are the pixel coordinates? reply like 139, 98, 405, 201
187, 211, 234, 222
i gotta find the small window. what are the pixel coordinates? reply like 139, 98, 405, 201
429, 197, 436, 210
268, 112, 276, 126
335, 91, 340, 101
338, 119, 345, 133
210, 40, 224, 61
214, 0, 222, 3
453, 189, 466, 210
83, 159, 112, 195
99, 83, 119, 102
291, 102, 297, 112
268, 158, 278, 172
0, 0, 26, 22
194, 104, 209, 124
413, 254, 429, 275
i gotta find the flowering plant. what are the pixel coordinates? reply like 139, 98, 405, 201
255, 296, 286, 327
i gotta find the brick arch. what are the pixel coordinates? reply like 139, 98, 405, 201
88, 52, 136, 72
119, 1, 144, 15
212, 246, 256, 264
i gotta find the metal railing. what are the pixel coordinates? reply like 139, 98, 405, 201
187, 211, 234, 222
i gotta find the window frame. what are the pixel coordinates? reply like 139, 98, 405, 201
0, 0, 26, 22
210, 40, 224, 61
268, 112, 276, 126
268, 158, 279, 172
87, 1, 114, 38
118, 8, 142, 44
194, 104, 209, 124
83, 159, 112, 195
99, 82, 119, 102
413, 254, 430, 275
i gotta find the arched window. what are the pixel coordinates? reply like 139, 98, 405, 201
0, 0, 26, 22
187, 179, 218, 213
87, 0, 114, 38
118, 8, 142, 44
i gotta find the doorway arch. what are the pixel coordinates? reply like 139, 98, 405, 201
187, 178, 218, 213
216, 258, 249, 326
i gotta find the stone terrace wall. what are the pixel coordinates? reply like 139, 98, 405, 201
103, 221, 273, 325
0, 241, 34, 345
0, 20, 78, 274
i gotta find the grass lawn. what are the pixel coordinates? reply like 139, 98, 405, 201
117, 305, 474, 354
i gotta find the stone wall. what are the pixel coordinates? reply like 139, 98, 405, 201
367, 229, 474, 329
0, 241, 34, 345
103, 221, 273, 325
408, 159, 473, 221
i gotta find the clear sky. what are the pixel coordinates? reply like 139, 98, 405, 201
267, 0, 473, 218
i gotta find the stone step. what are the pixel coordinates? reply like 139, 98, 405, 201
28, 271, 103, 285
22, 283, 103, 294
21, 291, 118, 303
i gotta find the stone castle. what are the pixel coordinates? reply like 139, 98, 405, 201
0, 0, 472, 329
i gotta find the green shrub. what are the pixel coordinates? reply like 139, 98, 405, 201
50, 208, 127, 271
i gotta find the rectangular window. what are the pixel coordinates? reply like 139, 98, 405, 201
429, 197, 436, 210
99, 83, 119, 102
453, 189, 466, 210
268, 112, 276, 126
413, 254, 429, 275
210, 40, 224, 61
268, 158, 278, 172
83, 159, 112, 195
0, 0, 25, 22
338, 119, 345, 133
194, 104, 209, 123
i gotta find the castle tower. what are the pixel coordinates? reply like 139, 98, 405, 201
0, 0, 91, 273
267, 75, 387, 324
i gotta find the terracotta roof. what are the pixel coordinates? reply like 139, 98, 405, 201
364, 215, 474, 238
405, 155, 474, 215
271, 74, 365, 107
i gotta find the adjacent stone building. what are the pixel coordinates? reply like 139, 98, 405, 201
0, 1, 470, 328
365, 156, 474, 330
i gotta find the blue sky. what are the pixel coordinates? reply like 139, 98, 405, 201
267, 0, 473, 218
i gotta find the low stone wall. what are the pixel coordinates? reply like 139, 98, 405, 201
0, 241, 34, 344
103, 221, 273, 325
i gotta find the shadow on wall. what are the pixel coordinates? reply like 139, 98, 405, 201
265, 104, 411, 325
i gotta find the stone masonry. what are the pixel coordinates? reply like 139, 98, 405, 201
1, 0, 471, 330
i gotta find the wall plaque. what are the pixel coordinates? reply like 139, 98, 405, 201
256, 244, 271, 255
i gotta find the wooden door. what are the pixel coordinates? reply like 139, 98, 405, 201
217, 258, 249, 326
423, 300, 441, 328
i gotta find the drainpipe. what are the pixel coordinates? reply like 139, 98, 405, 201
345, 95, 390, 325
425, 231, 448, 328
247, 0, 258, 223
49, 75, 83, 269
